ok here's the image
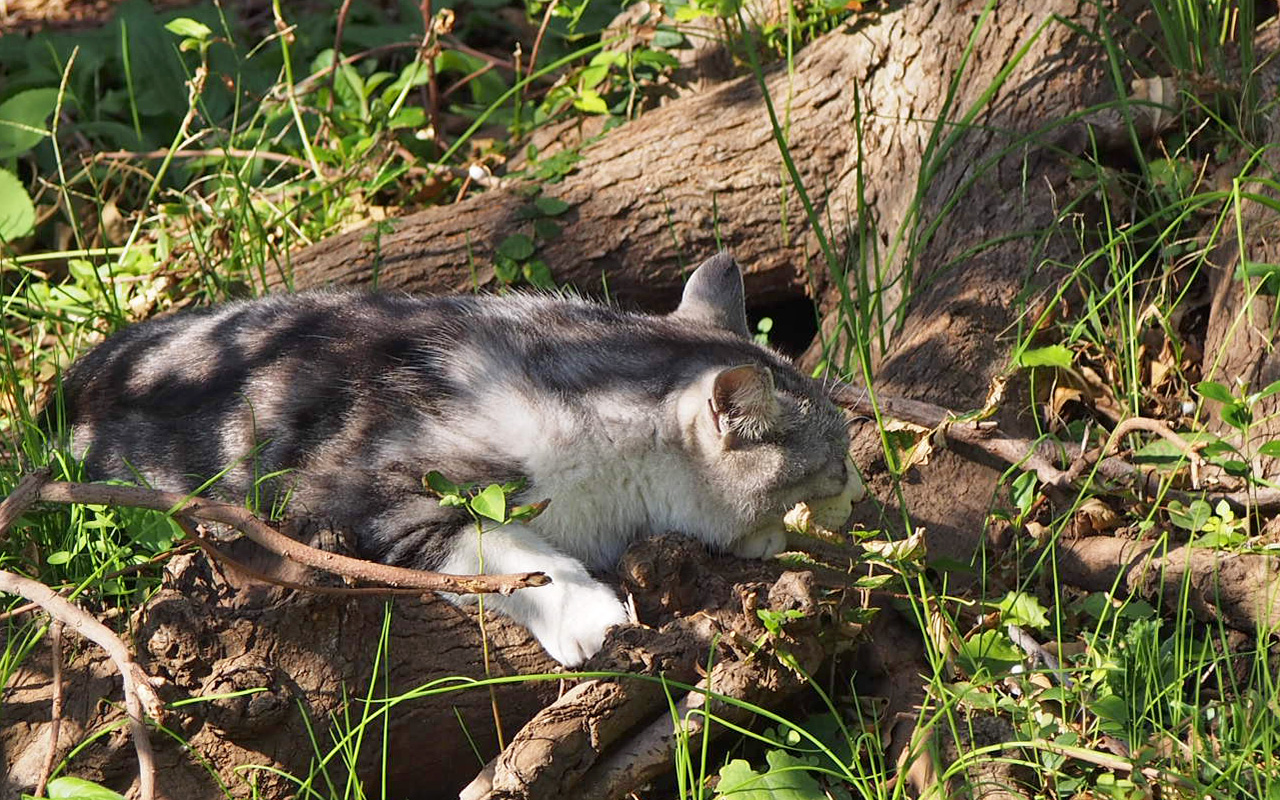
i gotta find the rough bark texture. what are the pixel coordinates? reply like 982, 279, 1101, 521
2, 549, 563, 800
1198, 37, 1280, 472
0, 536, 865, 800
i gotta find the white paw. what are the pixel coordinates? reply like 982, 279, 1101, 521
523, 576, 630, 667
730, 526, 787, 559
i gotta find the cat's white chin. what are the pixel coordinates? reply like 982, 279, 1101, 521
732, 455, 866, 559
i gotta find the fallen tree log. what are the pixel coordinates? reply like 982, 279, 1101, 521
0, 534, 871, 800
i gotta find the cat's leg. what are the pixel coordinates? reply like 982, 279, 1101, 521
438, 524, 630, 667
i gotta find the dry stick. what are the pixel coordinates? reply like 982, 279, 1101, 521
1060, 416, 1206, 487
34, 481, 549, 594
326, 0, 355, 115
33, 620, 64, 799
0, 467, 50, 537
827, 381, 1280, 510
526, 0, 561, 98
174, 519, 436, 596
91, 148, 313, 170
0, 569, 161, 800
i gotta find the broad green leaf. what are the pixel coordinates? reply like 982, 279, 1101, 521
715, 751, 832, 799
497, 233, 535, 261
573, 89, 609, 115
534, 196, 571, 216
388, 106, 427, 130
1167, 499, 1212, 532
0, 88, 60, 159
955, 629, 1023, 677
164, 17, 213, 41
45, 776, 127, 799
1258, 440, 1280, 458
1089, 693, 1129, 737
1149, 157, 1194, 199
471, 484, 507, 523
493, 254, 520, 284
1194, 380, 1235, 404
1221, 402, 1252, 431
533, 218, 562, 242
995, 591, 1050, 630
1015, 344, 1072, 369
0, 167, 35, 241
1259, 379, 1280, 400
423, 470, 460, 496
522, 259, 555, 289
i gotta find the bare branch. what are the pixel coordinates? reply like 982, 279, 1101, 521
0, 468, 50, 539
34, 480, 550, 594
0, 569, 160, 800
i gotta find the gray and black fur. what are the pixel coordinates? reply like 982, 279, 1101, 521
56, 253, 861, 665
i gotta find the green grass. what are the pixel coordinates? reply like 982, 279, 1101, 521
6, 0, 1280, 798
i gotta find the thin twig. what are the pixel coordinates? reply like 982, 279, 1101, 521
35, 481, 549, 594
326, 0, 355, 114
827, 380, 1280, 511
0, 546, 190, 623
1060, 416, 1206, 487
33, 620, 64, 799
90, 148, 313, 170
0, 467, 50, 539
527, 0, 561, 97
175, 518, 439, 596
0, 569, 159, 800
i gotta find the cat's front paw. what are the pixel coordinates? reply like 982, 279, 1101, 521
526, 577, 630, 667
730, 526, 786, 559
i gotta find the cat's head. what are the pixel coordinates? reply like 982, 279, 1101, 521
671, 253, 865, 556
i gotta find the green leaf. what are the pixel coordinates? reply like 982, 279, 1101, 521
45, 776, 128, 800
1015, 344, 1072, 369
994, 591, 1050, 629
533, 218, 562, 242
164, 17, 213, 41
509, 499, 549, 522
1149, 157, 1194, 199
0, 88, 60, 159
1195, 380, 1235, 404
1258, 440, 1280, 458
1258, 379, 1280, 400
493, 254, 520, 284
471, 484, 507, 523
388, 106, 427, 130
497, 233, 535, 261
715, 751, 832, 799
0, 167, 35, 241
522, 259, 555, 289
1089, 694, 1129, 737
1167, 499, 1212, 532
955, 629, 1023, 677
423, 471, 461, 497
1221, 402, 1253, 431
534, 196, 571, 216
573, 89, 609, 115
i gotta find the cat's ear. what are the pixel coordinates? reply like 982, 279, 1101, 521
709, 364, 778, 446
672, 252, 750, 337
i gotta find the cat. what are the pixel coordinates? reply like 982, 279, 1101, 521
56, 253, 864, 666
